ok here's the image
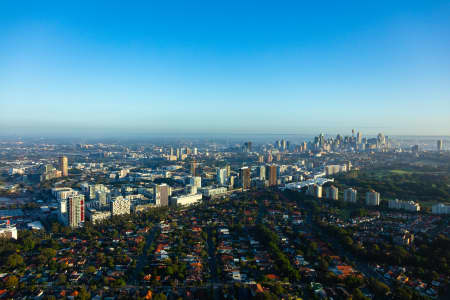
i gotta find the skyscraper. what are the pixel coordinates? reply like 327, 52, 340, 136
258, 165, 266, 181
356, 132, 362, 144
68, 194, 85, 228
154, 184, 169, 207
240, 167, 251, 190
59, 156, 68, 177
190, 160, 197, 176
217, 168, 227, 186
437, 139, 443, 151
267, 164, 277, 186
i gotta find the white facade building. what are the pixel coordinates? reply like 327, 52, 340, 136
170, 193, 202, 206
388, 199, 420, 212
0, 221, 18, 239
190, 176, 202, 188
344, 188, 357, 203
365, 190, 380, 206
432, 203, 450, 214
110, 196, 131, 216
202, 186, 228, 197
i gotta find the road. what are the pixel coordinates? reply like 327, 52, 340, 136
129, 226, 159, 284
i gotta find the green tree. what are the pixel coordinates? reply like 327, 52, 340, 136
6, 253, 24, 269
4, 275, 19, 289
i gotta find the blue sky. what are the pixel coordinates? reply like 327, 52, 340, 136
1, 1, 450, 137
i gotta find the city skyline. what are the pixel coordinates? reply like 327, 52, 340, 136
1, 1, 450, 136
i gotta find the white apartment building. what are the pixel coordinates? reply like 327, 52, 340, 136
388, 199, 420, 212
110, 196, 131, 216
202, 186, 228, 197
325, 185, 339, 200
344, 188, 357, 203
170, 193, 202, 206
365, 190, 380, 206
432, 203, 450, 214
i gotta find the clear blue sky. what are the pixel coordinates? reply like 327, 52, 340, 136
1, 1, 449, 137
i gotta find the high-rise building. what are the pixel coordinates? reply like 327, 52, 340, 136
110, 196, 131, 216
356, 132, 362, 144
190, 176, 202, 188
226, 165, 231, 177
258, 165, 266, 181
365, 190, 380, 206
190, 160, 197, 176
154, 184, 169, 207
437, 139, 443, 151
267, 164, 277, 186
217, 168, 227, 186
266, 152, 273, 163
96, 190, 109, 207
344, 188, 357, 203
68, 194, 85, 228
240, 167, 251, 190
59, 156, 68, 177
326, 185, 339, 200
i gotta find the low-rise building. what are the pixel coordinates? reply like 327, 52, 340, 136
202, 186, 228, 197
0, 221, 17, 239
432, 203, 450, 214
388, 199, 420, 212
170, 193, 202, 206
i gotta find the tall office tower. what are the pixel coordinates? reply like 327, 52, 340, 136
229, 176, 235, 189
59, 156, 68, 177
185, 184, 197, 195
68, 194, 85, 228
437, 139, 443, 151
318, 133, 325, 147
286, 141, 291, 151
110, 196, 131, 216
176, 148, 181, 159
190, 176, 202, 188
267, 164, 278, 186
377, 133, 386, 146
326, 185, 339, 200
344, 188, 357, 203
96, 190, 108, 207
258, 165, 266, 180
365, 190, 380, 206
266, 152, 273, 163
190, 160, 197, 176
281, 139, 287, 151
357, 132, 362, 144
275, 140, 281, 149
240, 167, 251, 190
170, 147, 174, 156
154, 184, 169, 207
243, 141, 252, 152
226, 165, 231, 177
258, 155, 264, 163
217, 168, 227, 186
193, 148, 198, 155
